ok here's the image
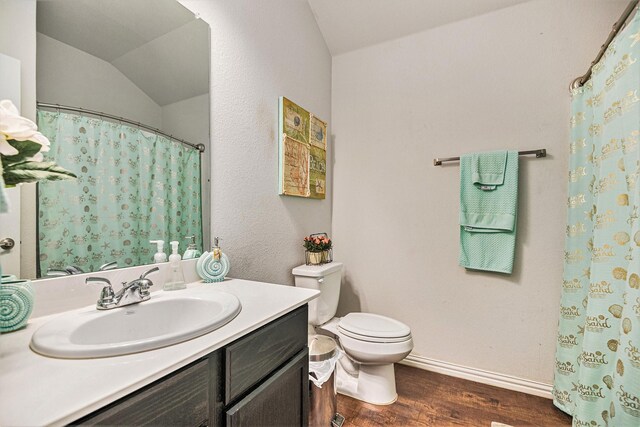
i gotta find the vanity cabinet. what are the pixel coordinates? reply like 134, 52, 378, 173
73, 305, 308, 427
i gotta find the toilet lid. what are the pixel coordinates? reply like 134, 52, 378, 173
338, 313, 411, 343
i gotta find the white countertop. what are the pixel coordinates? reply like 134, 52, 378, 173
0, 279, 319, 427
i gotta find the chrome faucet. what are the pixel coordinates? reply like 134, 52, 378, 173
86, 267, 159, 310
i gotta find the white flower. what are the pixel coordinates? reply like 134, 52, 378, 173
0, 132, 19, 156
28, 131, 51, 152
0, 99, 51, 156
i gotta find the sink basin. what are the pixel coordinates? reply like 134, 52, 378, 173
30, 288, 241, 358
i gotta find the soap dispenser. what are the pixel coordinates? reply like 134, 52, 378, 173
183, 235, 201, 259
150, 240, 167, 263
196, 237, 230, 283
165, 241, 186, 291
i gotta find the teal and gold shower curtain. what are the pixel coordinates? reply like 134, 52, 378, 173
554, 10, 640, 426
36, 110, 203, 275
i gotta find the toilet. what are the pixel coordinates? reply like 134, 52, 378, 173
292, 262, 413, 405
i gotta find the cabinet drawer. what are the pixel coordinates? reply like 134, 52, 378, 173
76, 359, 211, 426
225, 305, 307, 405
226, 348, 309, 427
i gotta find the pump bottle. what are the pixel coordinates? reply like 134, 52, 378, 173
165, 241, 186, 291
150, 240, 167, 263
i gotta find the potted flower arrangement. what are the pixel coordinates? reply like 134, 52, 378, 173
1, 99, 76, 213
303, 233, 333, 265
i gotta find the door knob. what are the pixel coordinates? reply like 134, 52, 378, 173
0, 238, 15, 250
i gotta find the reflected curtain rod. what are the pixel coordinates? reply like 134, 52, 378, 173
36, 102, 206, 153
433, 149, 546, 166
570, 0, 639, 90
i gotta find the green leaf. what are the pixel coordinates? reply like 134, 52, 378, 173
2, 161, 77, 186
1, 139, 44, 166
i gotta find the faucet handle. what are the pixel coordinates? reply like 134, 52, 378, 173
86, 276, 112, 287
99, 261, 118, 271
140, 266, 160, 280
86, 277, 115, 307
46, 269, 70, 277
66, 265, 85, 274
134, 267, 159, 298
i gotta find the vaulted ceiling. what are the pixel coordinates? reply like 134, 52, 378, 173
307, 0, 531, 55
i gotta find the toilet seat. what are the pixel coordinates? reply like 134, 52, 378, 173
338, 313, 411, 343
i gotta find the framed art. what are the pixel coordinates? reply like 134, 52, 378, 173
278, 97, 327, 199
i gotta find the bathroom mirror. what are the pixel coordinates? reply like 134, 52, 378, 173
26, 0, 210, 279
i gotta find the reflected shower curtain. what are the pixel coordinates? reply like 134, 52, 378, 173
553, 10, 640, 426
36, 110, 202, 275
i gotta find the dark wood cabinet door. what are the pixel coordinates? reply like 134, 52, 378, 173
225, 305, 308, 405
75, 357, 213, 426
226, 348, 309, 427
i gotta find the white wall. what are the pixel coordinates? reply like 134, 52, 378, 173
331, 0, 627, 384
37, 33, 162, 128
180, 0, 332, 285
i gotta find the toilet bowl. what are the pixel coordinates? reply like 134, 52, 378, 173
292, 262, 414, 405
318, 313, 413, 404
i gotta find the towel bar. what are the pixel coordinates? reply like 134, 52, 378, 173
433, 149, 547, 166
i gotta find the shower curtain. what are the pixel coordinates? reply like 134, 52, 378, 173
36, 110, 203, 275
553, 10, 640, 426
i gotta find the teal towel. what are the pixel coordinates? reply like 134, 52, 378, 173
471, 150, 507, 189
459, 151, 518, 274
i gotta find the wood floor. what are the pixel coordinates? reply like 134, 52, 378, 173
336, 364, 572, 426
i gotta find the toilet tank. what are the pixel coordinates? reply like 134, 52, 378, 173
292, 262, 343, 326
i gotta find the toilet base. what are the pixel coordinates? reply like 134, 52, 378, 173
335, 360, 398, 405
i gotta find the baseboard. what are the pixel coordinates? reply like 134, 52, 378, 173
400, 354, 553, 399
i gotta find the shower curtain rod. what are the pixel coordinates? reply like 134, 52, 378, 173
570, 0, 639, 90
433, 149, 547, 166
36, 102, 206, 153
